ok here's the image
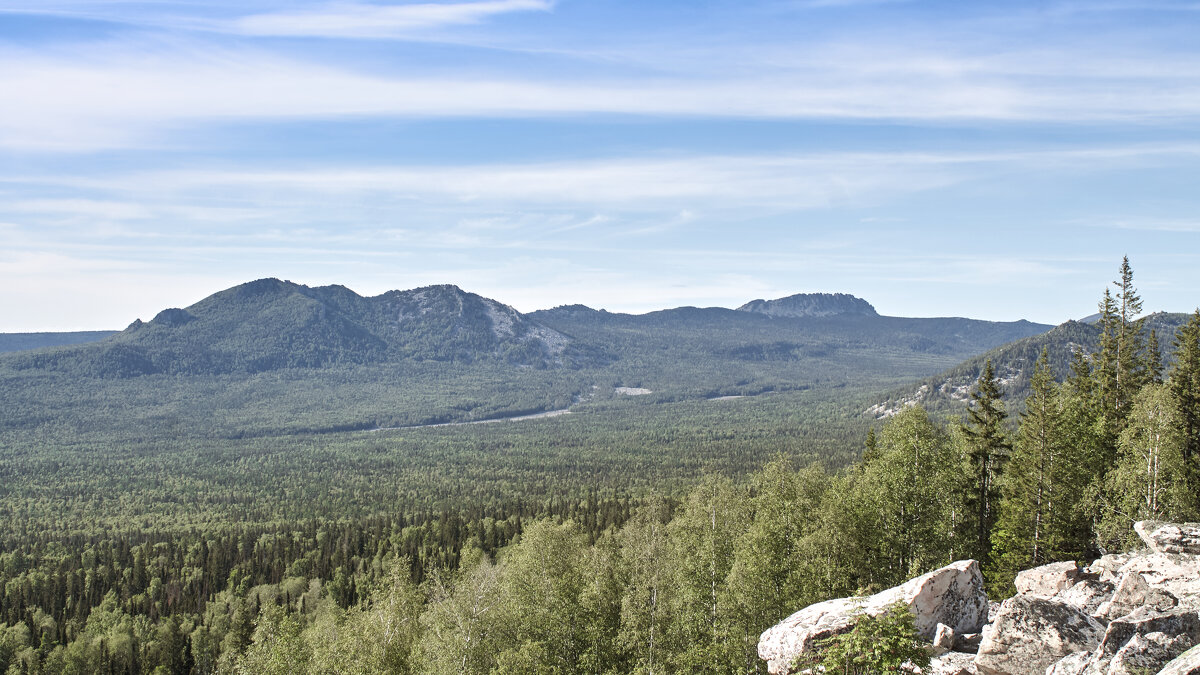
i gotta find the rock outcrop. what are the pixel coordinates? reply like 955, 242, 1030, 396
1134, 522, 1200, 555
757, 560, 988, 674
974, 595, 1106, 674
758, 521, 1200, 675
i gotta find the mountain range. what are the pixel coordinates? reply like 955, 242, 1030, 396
2, 279, 1048, 380
0, 279, 1064, 441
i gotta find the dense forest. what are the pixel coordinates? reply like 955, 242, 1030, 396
1, 260, 1197, 673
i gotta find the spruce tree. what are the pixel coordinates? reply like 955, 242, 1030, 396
992, 350, 1088, 591
961, 360, 1010, 568
1169, 309, 1200, 512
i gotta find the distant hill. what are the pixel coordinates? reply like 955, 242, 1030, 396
0, 331, 116, 354
738, 292, 877, 318
864, 312, 1192, 418
4, 279, 582, 377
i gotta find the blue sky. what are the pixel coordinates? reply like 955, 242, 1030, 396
2, 0, 1199, 330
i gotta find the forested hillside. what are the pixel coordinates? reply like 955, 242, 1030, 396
5, 264, 1195, 673
866, 311, 1192, 418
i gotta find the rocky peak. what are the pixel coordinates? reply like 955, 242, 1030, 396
738, 292, 878, 319
760, 521, 1200, 675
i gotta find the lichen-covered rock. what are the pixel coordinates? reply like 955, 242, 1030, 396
1105, 631, 1194, 675
1134, 521, 1200, 555
1159, 643, 1200, 675
1016, 562, 1081, 598
1116, 553, 1200, 600
974, 596, 1106, 675
1044, 650, 1090, 675
758, 560, 988, 675
1086, 553, 1140, 583
1056, 579, 1115, 618
1095, 571, 1178, 621
1092, 605, 1200, 664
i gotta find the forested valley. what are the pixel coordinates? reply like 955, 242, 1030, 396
1, 261, 1198, 674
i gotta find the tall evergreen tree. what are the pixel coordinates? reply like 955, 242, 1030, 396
960, 360, 1010, 568
1096, 257, 1149, 439
992, 350, 1088, 592
1169, 309, 1200, 511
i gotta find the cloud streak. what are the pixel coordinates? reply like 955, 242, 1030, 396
232, 0, 554, 39
5, 33, 1200, 152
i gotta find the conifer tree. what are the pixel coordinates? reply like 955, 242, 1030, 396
1147, 329, 1164, 384
960, 360, 1010, 568
992, 350, 1088, 590
1169, 309, 1200, 511
1095, 257, 1149, 438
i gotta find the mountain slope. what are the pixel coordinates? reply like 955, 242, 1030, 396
4, 279, 573, 377
864, 312, 1191, 418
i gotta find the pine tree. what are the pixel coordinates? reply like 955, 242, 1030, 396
960, 360, 1010, 568
1169, 309, 1200, 512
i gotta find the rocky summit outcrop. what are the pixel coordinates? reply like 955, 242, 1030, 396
759, 521, 1200, 675
757, 560, 988, 674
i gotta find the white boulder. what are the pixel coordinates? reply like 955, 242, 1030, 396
758, 560, 988, 675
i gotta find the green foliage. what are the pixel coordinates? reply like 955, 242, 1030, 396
959, 360, 1011, 568
792, 602, 930, 675
862, 407, 960, 583
1169, 309, 1200, 512
1095, 384, 1194, 551
991, 349, 1090, 595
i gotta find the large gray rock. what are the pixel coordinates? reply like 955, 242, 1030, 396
1092, 605, 1200, 663
758, 560, 988, 675
1134, 521, 1200, 555
1086, 553, 1140, 583
1095, 571, 1178, 622
1105, 631, 1193, 675
1114, 554, 1200, 609
1016, 562, 1081, 598
974, 596, 1106, 675
1056, 579, 1115, 618
1159, 643, 1200, 675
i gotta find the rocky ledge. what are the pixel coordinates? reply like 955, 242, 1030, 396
759, 521, 1200, 675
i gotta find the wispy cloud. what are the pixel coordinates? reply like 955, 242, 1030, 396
5, 26, 1200, 153
232, 0, 554, 39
